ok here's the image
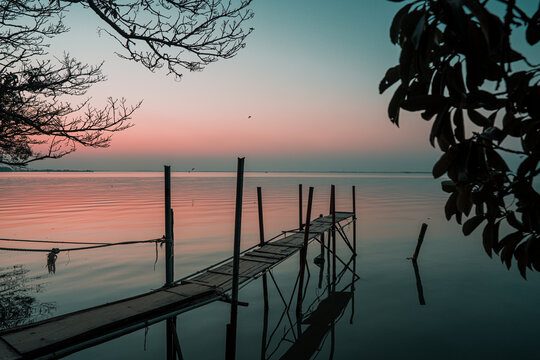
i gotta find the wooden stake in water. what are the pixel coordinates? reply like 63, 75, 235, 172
412, 223, 428, 261
296, 186, 313, 331
226, 157, 245, 360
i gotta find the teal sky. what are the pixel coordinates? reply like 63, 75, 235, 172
32, 0, 442, 172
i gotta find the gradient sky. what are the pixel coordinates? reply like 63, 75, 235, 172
33, 0, 442, 172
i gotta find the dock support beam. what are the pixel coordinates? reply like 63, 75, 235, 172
331, 185, 336, 291
226, 157, 245, 360
296, 186, 313, 321
352, 186, 357, 256
299, 184, 303, 231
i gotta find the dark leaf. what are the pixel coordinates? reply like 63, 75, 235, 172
380, 65, 401, 94
430, 103, 450, 146
482, 220, 500, 258
463, 215, 484, 236
485, 148, 509, 172
526, 9, 540, 45
517, 157, 539, 178
402, 95, 441, 112
433, 151, 453, 178
500, 231, 523, 269
445, 191, 458, 221
507, 211, 524, 231
457, 187, 473, 216
388, 84, 406, 126
467, 109, 491, 128
442, 180, 456, 193
514, 242, 529, 279
412, 14, 426, 50
453, 107, 465, 142
390, 3, 413, 44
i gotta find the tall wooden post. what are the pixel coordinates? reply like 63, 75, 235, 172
226, 157, 245, 360
299, 184, 303, 230
164, 165, 173, 286
257, 187, 265, 246
164, 166, 174, 360
352, 186, 357, 256
296, 187, 313, 321
331, 185, 336, 291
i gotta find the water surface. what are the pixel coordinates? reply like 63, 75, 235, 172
1, 172, 539, 359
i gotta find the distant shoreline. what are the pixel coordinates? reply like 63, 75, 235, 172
2, 169, 430, 174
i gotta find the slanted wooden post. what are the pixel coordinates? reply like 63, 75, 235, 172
296, 186, 313, 319
331, 185, 336, 290
352, 186, 357, 256
164, 165, 173, 287
299, 184, 303, 230
412, 223, 428, 261
226, 157, 245, 360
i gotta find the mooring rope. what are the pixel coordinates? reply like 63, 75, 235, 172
0, 237, 166, 274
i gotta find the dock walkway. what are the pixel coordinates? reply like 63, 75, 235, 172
0, 212, 353, 360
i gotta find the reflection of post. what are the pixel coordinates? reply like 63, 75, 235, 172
331, 185, 336, 291
412, 260, 426, 305
257, 186, 269, 360
318, 221, 325, 289
296, 187, 314, 325
352, 186, 357, 256
166, 207, 177, 360
350, 253, 356, 324
261, 273, 269, 360
226, 157, 245, 360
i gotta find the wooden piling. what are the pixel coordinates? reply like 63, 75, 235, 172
226, 157, 245, 360
352, 186, 357, 256
412, 223, 428, 261
331, 185, 336, 289
296, 186, 314, 318
164, 165, 173, 287
299, 184, 303, 231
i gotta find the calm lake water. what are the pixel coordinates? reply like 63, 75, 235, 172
1, 172, 539, 359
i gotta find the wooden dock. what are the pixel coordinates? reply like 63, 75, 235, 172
0, 212, 354, 360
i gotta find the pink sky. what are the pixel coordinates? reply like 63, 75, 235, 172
32, 1, 439, 172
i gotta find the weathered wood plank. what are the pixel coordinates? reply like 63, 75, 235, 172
0, 338, 19, 360
241, 254, 277, 264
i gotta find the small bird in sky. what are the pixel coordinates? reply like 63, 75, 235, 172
248, 115, 252, 119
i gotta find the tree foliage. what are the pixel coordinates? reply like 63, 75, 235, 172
0, 0, 253, 166
381, 0, 540, 277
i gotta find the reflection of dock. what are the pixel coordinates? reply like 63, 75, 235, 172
280, 291, 353, 360
0, 213, 354, 360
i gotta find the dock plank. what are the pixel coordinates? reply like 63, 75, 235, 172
0, 339, 19, 360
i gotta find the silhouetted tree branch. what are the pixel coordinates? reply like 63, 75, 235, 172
382, 0, 540, 277
0, 0, 253, 166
